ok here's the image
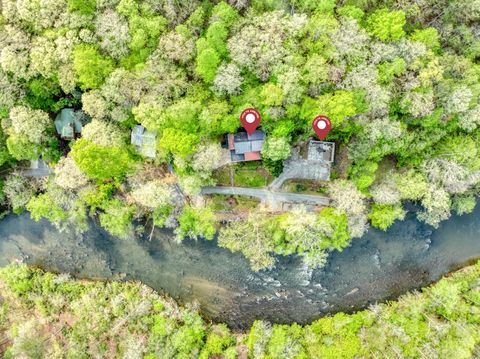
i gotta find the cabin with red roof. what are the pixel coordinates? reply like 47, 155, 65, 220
227, 130, 265, 162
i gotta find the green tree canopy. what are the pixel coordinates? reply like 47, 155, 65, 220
175, 206, 216, 241
367, 9, 406, 42
71, 139, 136, 181
73, 44, 114, 90
369, 203, 406, 231
99, 199, 135, 238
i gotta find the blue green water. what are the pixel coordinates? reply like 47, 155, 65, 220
0, 205, 479, 328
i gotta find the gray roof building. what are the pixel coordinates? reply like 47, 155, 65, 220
307, 141, 335, 163
131, 125, 157, 158
54, 108, 83, 140
228, 130, 265, 162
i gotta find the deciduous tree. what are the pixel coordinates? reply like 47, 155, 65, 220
158, 128, 199, 159
95, 10, 131, 59
71, 139, 136, 181
99, 198, 135, 239
8, 106, 51, 144
158, 30, 195, 65
195, 47, 220, 83
30, 37, 59, 79
54, 156, 89, 190
81, 119, 126, 147
218, 210, 276, 271
192, 143, 224, 173
329, 180, 368, 238
417, 184, 451, 227
131, 180, 172, 209
332, 18, 369, 62
367, 9, 406, 42
261, 137, 291, 162
424, 158, 480, 195
73, 44, 114, 90
444, 85, 473, 114
0, 26, 32, 81
228, 11, 306, 81
6, 134, 38, 160
452, 194, 476, 215
212, 63, 243, 96
3, 174, 37, 213
368, 203, 405, 231
314, 90, 362, 126
175, 205, 216, 242
370, 175, 401, 205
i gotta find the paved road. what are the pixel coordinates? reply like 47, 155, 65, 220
201, 186, 330, 206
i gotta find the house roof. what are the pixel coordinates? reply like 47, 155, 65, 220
227, 134, 235, 150
244, 151, 261, 161
234, 141, 251, 154
233, 130, 265, 143
307, 141, 335, 163
228, 129, 265, 162
247, 130, 265, 141
54, 109, 82, 139
250, 140, 263, 152
233, 131, 249, 142
131, 125, 157, 158
131, 125, 145, 146
231, 152, 245, 162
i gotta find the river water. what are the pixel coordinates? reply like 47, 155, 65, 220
0, 204, 479, 329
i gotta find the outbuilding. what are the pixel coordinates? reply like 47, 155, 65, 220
306, 141, 335, 164
131, 125, 157, 158
54, 108, 83, 140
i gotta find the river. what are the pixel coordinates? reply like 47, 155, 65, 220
0, 204, 479, 329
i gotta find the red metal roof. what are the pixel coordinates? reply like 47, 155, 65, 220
228, 134, 235, 150
244, 151, 261, 161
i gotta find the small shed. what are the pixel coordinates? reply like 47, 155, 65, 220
54, 108, 83, 140
131, 125, 157, 158
227, 130, 265, 162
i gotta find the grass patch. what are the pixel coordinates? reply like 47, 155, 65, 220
235, 196, 260, 209
282, 179, 328, 194
212, 163, 273, 188
237, 161, 260, 170
206, 194, 259, 211
233, 162, 273, 187
234, 170, 268, 187
212, 167, 231, 186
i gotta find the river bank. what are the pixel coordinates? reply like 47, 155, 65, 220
1, 203, 480, 328
2, 261, 479, 358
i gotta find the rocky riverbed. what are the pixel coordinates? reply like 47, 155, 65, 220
0, 204, 479, 329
